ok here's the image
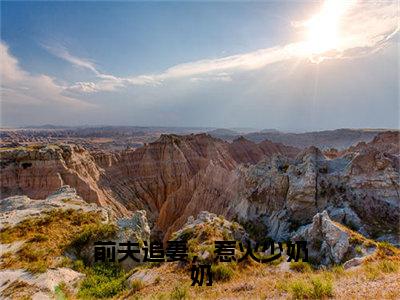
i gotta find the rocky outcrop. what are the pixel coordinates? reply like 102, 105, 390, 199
0, 145, 129, 215
172, 211, 249, 245
231, 132, 399, 244
292, 211, 351, 266
0, 268, 84, 300
0, 187, 152, 298
69, 209, 152, 271
0, 185, 111, 228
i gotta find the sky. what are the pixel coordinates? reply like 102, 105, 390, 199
0, 0, 398, 131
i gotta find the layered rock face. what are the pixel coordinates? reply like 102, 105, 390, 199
0, 145, 129, 215
0, 134, 298, 240
233, 132, 399, 244
227, 136, 299, 164
1, 131, 398, 245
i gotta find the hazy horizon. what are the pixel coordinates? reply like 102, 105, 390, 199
1, 124, 398, 135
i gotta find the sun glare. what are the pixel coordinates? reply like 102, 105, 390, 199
301, 0, 355, 56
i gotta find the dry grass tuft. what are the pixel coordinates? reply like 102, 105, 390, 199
0, 209, 116, 273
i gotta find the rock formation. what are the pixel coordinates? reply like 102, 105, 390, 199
0, 185, 111, 228
0, 131, 398, 246
292, 211, 351, 266
231, 132, 399, 245
0, 145, 129, 215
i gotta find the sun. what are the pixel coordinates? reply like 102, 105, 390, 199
301, 0, 354, 55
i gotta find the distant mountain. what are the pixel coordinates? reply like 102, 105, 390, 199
25, 124, 71, 129
234, 128, 393, 150
2, 126, 396, 150
260, 128, 280, 133
207, 128, 239, 141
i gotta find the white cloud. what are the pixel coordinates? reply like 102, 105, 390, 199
42, 44, 99, 75
0, 42, 93, 108
43, 0, 398, 94
190, 73, 232, 83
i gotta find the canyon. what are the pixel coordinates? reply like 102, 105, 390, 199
1, 130, 398, 245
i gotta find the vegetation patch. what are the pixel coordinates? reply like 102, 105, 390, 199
211, 263, 235, 282
0, 209, 116, 273
169, 285, 189, 300
1, 280, 42, 299
289, 261, 312, 273
278, 274, 333, 299
374, 242, 400, 259
54, 282, 73, 300
130, 278, 145, 292
333, 221, 375, 247
77, 263, 128, 299
355, 245, 363, 255
363, 259, 399, 280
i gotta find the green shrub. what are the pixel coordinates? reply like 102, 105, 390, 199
211, 264, 234, 282
26, 261, 47, 273
355, 245, 362, 255
175, 228, 194, 242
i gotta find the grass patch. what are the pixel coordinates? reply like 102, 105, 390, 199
375, 242, 400, 258
211, 263, 235, 282
130, 279, 145, 292
378, 259, 399, 273
54, 282, 73, 300
266, 255, 284, 267
1, 280, 41, 299
169, 285, 189, 300
288, 278, 313, 299
68, 223, 117, 250
310, 275, 334, 299
363, 259, 399, 280
0, 209, 115, 273
77, 263, 127, 299
333, 221, 375, 247
289, 261, 312, 273
363, 263, 381, 280
330, 265, 345, 277
280, 274, 333, 299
